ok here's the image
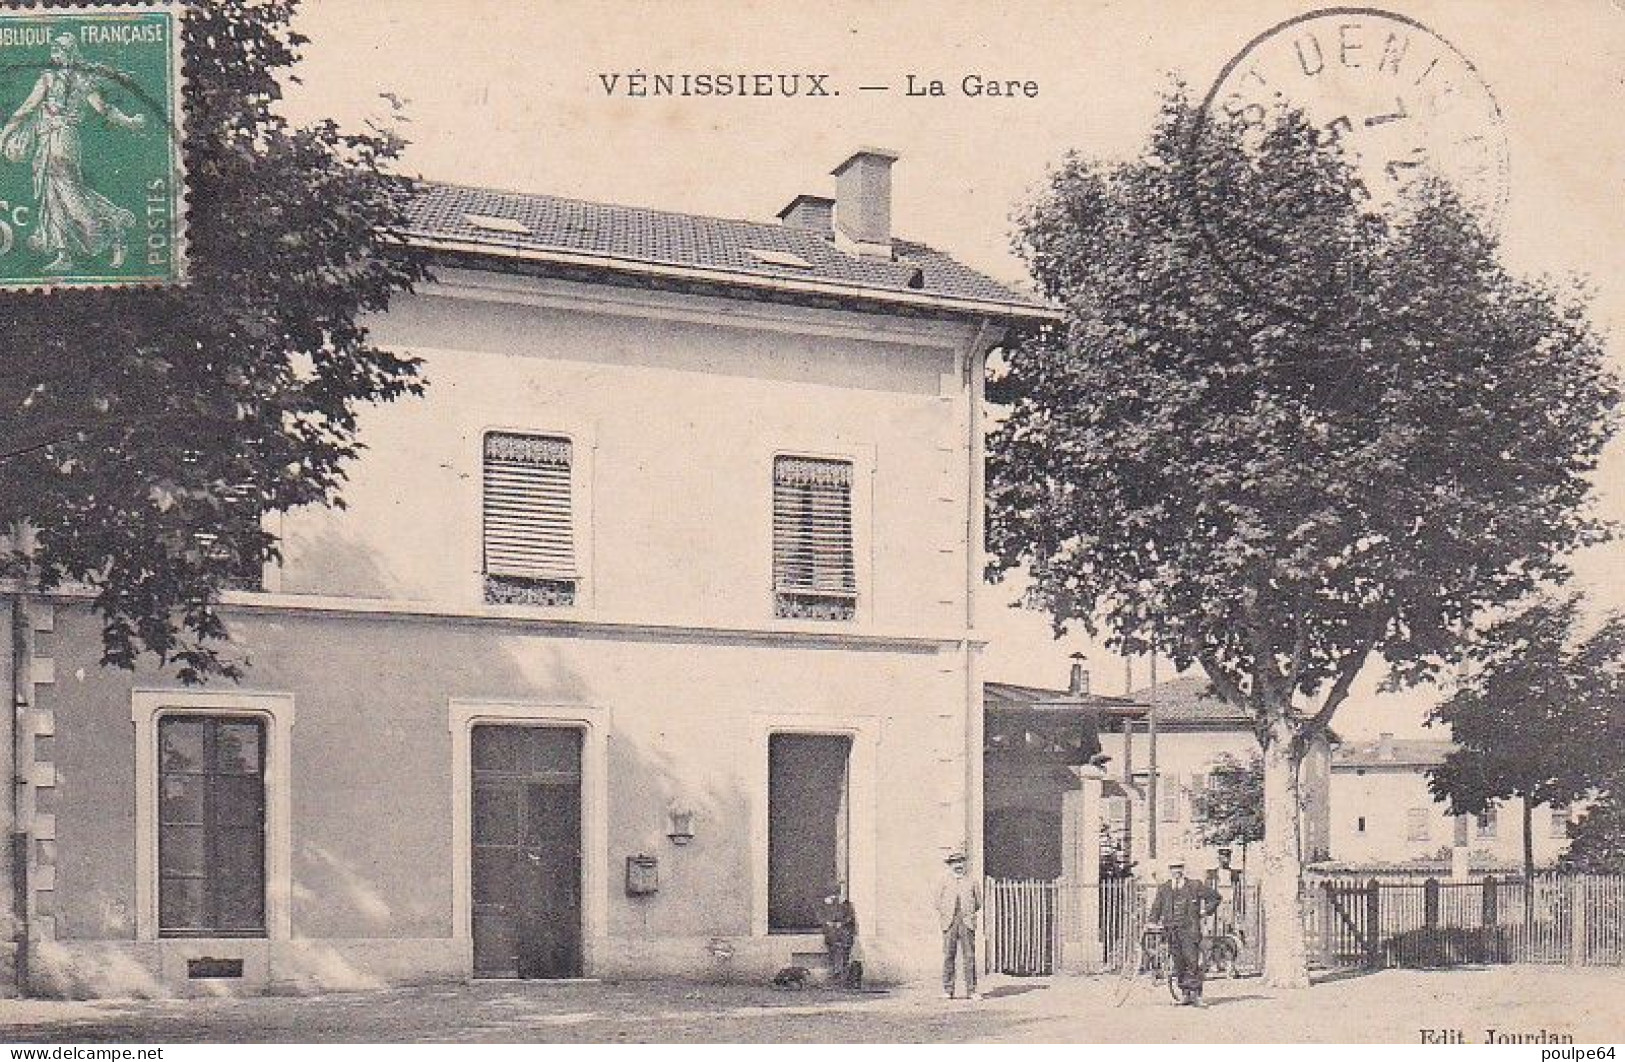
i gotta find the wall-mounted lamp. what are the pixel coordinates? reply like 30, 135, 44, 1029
667, 799, 696, 846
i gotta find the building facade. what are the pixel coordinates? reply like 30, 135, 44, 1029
2, 150, 1053, 995
1325, 734, 1573, 872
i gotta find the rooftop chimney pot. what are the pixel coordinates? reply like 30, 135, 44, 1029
1070, 662, 1090, 697
831, 147, 899, 257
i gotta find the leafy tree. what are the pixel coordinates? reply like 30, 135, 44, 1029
1194, 753, 1265, 850
1099, 821, 1136, 881
988, 93, 1619, 986
0, 0, 427, 681
1431, 593, 1625, 880
1561, 798, 1625, 874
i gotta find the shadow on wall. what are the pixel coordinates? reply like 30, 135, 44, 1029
609, 726, 754, 982
275, 526, 402, 599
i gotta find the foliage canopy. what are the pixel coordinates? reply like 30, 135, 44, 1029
1, 0, 427, 681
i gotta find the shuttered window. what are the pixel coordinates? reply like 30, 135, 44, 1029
1159, 776, 1183, 822
483, 432, 577, 607
773, 455, 855, 621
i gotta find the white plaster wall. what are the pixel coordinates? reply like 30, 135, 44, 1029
276, 273, 977, 639
1328, 769, 1572, 868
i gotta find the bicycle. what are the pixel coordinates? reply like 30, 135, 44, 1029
1112, 924, 1182, 1006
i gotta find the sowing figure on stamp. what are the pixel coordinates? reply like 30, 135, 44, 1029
1, 34, 145, 273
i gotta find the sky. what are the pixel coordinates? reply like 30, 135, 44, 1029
281, 0, 1625, 737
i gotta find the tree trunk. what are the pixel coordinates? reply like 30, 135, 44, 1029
1523, 798, 1535, 884
1259, 721, 1311, 988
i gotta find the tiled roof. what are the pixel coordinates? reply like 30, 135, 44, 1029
1333, 737, 1455, 769
1129, 675, 1255, 728
403, 181, 1052, 319
983, 681, 1140, 712
985, 681, 1064, 710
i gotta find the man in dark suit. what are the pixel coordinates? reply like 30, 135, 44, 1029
821, 886, 858, 987
1148, 856, 1222, 1006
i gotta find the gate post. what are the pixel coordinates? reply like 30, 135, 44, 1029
1059, 768, 1105, 972
1424, 877, 1440, 929
1365, 878, 1381, 968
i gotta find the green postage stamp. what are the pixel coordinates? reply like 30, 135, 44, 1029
0, 3, 185, 289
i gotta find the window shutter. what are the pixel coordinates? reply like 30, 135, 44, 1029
773, 456, 855, 620
483, 433, 576, 604
1159, 776, 1182, 822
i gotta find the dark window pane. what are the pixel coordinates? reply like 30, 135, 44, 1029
214, 776, 265, 827
159, 825, 206, 877
473, 785, 519, 845
216, 721, 263, 774
159, 720, 206, 773
521, 728, 582, 774
216, 876, 266, 932
472, 727, 523, 772
159, 775, 204, 825
215, 826, 264, 882
159, 877, 205, 931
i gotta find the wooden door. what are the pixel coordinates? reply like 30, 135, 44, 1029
471, 725, 583, 978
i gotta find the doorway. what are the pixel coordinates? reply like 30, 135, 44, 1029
470, 724, 583, 978
767, 733, 852, 932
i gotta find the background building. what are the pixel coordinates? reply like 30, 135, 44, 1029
1324, 735, 1574, 872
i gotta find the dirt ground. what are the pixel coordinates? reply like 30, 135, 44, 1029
0, 966, 1619, 1044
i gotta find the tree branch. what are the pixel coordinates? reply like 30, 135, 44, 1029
1300, 609, 1389, 741
1197, 652, 1248, 708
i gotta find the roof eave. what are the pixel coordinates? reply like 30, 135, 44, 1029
399, 232, 1062, 325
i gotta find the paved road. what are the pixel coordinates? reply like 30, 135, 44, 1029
0, 967, 1619, 1043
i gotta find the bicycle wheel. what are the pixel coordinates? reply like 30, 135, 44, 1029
1165, 957, 1183, 1002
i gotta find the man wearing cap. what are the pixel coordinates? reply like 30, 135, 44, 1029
934, 851, 983, 999
1148, 856, 1222, 1006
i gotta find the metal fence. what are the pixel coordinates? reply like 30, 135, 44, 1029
985, 873, 1625, 975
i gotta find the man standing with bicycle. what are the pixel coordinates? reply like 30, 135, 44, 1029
1148, 856, 1222, 1007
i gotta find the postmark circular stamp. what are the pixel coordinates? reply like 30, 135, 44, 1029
0, 2, 187, 291
1188, 7, 1509, 318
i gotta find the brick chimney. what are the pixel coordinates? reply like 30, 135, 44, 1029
1069, 654, 1090, 697
776, 194, 835, 237
1377, 732, 1395, 760
831, 148, 898, 257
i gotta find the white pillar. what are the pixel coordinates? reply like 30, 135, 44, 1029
1060, 766, 1106, 971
